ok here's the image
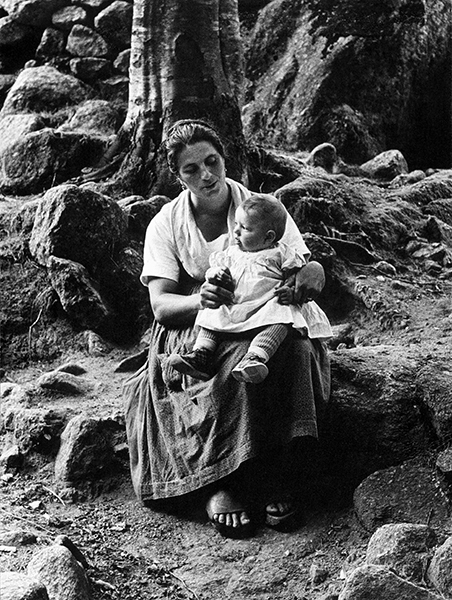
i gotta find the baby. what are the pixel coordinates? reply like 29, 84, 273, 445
169, 193, 331, 383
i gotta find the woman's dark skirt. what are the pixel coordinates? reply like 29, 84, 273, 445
124, 321, 330, 501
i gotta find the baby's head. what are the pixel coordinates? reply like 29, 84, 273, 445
234, 193, 287, 252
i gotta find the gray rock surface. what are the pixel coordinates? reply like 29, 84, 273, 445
0, 67, 89, 115
339, 564, 442, 600
366, 523, 437, 583
0, 571, 49, 600
27, 544, 91, 600
427, 535, 452, 597
354, 459, 451, 532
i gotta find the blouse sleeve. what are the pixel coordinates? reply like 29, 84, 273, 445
281, 211, 311, 261
140, 207, 180, 286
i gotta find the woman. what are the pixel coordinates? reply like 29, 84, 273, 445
124, 119, 331, 539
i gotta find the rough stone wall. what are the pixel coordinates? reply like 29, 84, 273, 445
0, 0, 132, 102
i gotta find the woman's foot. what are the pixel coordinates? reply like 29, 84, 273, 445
265, 498, 301, 532
206, 489, 254, 539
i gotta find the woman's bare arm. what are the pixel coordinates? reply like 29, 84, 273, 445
148, 275, 234, 327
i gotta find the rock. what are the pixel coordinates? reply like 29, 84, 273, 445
424, 216, 452, 247
96, 75, 129, 102
416, 366, 452, 442
59, 100, 121, 137
310, 562, 329, 584
28, 544, 91, 600
55, 363, 87, 375
327, 346, 430, 481
339, 564, 442, 600
360, 150, 409, 181
94, 0, 132, 49
66, 24, 111, 58
374, 260, 397, 276
6, 408, 67, 454
52, 6, 88, 31
0, 0, 64, 27
0, 114, 44, 156
423, 199, 452, 227
35, 27, 66, 60
427, 535, 452, 597
0, 129, 106, 195
305, 143, 338, 173
37, 370, 94, 395
69, 57, 112, 82
113, 48, 130, 73
1, 66, 89, 115
29, 184, 127, 269
0, 73, 16, 101
84, 330, 112, 355
0, 444, 23, 470
389, 170, 426, 188
54, 414, 115, 484
0, 529, 37, 545
0, 16, 35, 47
120, 195, 170, 239
390, 171, 452, 207
353, 458, 451, 533
436, 447, 452, 481
366, 523, 437, 583
77, 0, 109, 7
46, 256, 111, 330
0, 571, 49, 600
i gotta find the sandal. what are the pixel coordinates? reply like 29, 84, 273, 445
206, 489, 254, 539
265, 497, 302, 532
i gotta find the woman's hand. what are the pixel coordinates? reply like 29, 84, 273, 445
201, 267, 235, 309
293, 261, 326, 304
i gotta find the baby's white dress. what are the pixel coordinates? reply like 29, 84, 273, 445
196, 242, 332, 339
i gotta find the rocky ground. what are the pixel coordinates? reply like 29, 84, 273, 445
1, 224, 452, 599
2, 164, 452, 599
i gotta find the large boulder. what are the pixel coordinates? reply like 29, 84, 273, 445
54, 414, 119, 484
29, 184, 127, 269
0, 0, 64, 27
326, 345, 432, 482
58, 99, 122, 137
0, 129, 106, 195
366, 523, 437, 583
0, 571, 49, 600
427, 535, 452, 597
353, 458, 452, 532
27, 544, 91, 600
0, 66, 90, 115
243, 0, 451, 169
47, 256, 111, 330
339, 564, 442, 600
66, 24, 111, 58
94, 0, 132, 50
0, 113, 44, 155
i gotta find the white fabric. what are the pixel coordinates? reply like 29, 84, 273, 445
141, 178, 310, 285
196, 243, 332, 339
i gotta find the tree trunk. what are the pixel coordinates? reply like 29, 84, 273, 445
121, 0, 246, 197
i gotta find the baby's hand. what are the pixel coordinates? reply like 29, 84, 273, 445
206, 267, 235, 293
274, 284, 294, 305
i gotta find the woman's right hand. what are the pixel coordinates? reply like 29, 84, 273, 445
200, 267, 235, 308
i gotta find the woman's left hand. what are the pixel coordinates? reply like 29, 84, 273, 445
292, 261, 326, 304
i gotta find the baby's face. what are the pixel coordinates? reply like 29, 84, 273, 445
233, 206, 272, 252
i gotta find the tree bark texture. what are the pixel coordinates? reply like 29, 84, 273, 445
125, 0, 246, 195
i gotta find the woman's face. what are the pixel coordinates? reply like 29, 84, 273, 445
177, 142, 227, 206
234, 206, 272, 252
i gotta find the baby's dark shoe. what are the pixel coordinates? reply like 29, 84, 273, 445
232, 353, 268, 384
168, 348, 216, 381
